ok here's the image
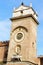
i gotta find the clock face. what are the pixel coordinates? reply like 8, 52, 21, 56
17, 33, 23, 40
15, 31, 24, 42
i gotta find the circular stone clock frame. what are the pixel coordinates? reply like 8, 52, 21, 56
15, 31, 24, 42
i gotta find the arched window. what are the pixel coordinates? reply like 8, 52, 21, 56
16, 45, 21, 55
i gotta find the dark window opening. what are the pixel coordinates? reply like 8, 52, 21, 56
3, 46, 9, 63
11, 58, 21, 62
21, 10, 23, 14
32, 42, 34, 48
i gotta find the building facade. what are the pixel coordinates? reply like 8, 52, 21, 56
0, 3, 43, 65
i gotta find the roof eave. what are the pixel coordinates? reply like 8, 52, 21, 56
10, 14, 39, 25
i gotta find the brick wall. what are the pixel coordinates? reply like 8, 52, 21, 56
0, 41, 9, 62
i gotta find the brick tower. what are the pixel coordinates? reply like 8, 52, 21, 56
7, 3, 39, 65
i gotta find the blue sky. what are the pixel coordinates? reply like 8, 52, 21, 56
0, 0, 43, 56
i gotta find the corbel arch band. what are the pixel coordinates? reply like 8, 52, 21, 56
12, 26, 28, 33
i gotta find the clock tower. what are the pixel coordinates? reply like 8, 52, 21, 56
7, 3, 39, 64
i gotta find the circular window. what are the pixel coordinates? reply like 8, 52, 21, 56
17, 33, 23, 40
15, 32, 24, 42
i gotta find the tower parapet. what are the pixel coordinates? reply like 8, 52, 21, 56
12, 3, 38, 20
